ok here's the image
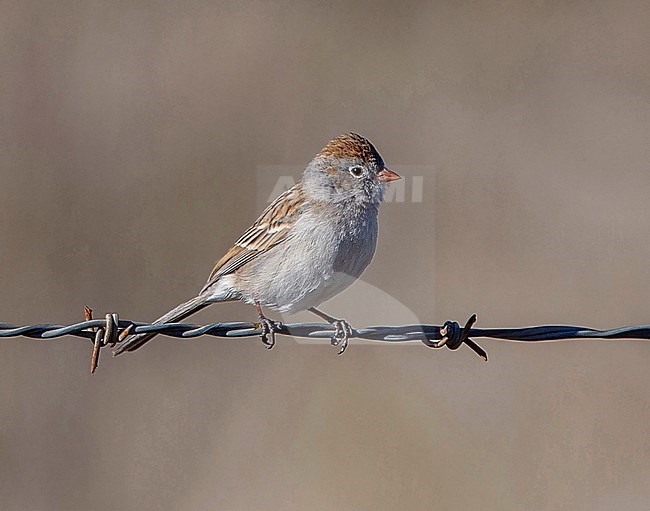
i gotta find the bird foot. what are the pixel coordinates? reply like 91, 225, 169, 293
331, 319, 353, 355
257, 316, 281, 349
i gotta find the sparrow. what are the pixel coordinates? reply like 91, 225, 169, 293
113, 132, 401, 355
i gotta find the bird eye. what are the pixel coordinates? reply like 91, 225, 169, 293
348, 165, 365, 178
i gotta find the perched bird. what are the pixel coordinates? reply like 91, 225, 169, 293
113, 132, 400, 355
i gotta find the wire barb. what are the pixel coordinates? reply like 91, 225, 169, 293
3, 311, 650, 373
434, 314, 487, 361
85, 307, 120, 374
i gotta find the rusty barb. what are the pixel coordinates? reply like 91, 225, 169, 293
2, 308, 650, 374
85, 306, 131, 374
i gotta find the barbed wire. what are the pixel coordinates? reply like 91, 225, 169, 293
2, 307, 649, 374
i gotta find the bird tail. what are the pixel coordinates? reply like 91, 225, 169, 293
113, 294, 211, 356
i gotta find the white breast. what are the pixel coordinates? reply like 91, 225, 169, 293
234, 204, 379, 314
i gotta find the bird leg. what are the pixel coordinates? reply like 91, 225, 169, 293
255, 301, 280, 349
308, 307, 354, 355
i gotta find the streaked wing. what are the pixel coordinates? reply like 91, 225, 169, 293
201, 183, 305, 292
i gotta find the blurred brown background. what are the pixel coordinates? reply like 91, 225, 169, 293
1, 1, 650, 510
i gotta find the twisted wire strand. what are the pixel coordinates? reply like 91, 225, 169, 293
3, 316, 650, 355
4, 318, 650, 343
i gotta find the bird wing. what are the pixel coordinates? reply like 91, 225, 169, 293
201, 183, 305, 292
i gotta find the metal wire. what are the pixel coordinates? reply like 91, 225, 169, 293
2, 310, 650, 373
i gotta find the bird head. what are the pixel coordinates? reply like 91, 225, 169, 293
303, 133, 401, 206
